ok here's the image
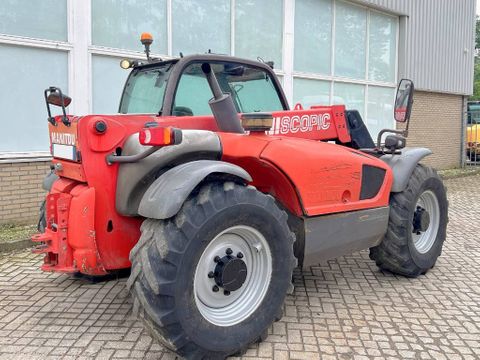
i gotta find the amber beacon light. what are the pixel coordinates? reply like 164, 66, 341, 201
140, 32, 154, 61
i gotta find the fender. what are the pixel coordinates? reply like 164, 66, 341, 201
138, 160, 252, 219
116, 130, 221, 216
381, 147, 432, 192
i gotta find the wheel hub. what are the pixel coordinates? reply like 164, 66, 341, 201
413, 206, 430, 234
412, 190, 440, 254
193, 225, 273, 327
214, 255, 248, 292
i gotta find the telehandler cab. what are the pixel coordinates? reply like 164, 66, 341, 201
34, 34, 448, 359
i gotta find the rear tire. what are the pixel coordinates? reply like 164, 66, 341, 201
127, 182, 296, 359
369, 164, 448, 277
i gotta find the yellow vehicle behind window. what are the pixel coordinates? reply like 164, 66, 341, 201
467, 102, 480, 160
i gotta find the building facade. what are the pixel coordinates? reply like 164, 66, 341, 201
0, 0, 475, 224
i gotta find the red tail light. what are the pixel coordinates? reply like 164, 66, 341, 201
139, 126, 182, 146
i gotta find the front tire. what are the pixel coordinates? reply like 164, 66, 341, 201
370, 164, 448, 277
127, 182, 296, 359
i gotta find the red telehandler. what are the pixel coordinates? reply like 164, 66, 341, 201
33, 34, 447, 359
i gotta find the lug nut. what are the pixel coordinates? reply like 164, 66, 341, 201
224, 290, 230, 296
212, 285, 219, 292
208, 271, 214, 278
237, 252, 244, 259
226, 248, 233, 255
214, 256, 221, 263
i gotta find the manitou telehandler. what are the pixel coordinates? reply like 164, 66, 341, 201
34, 34, 448, 359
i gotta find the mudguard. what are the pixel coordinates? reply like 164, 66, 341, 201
381, 147, 432, 192
138, 160, 252, 219
116, 130, 221, 216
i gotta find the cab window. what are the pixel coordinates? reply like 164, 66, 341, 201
468, 103, 480, 125
173, 61, 284, 116
173, 65, 214, 116
119, 63, 173, 114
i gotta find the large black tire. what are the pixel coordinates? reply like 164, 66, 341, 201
127, 182, 296, 359
369, 164, 448, 277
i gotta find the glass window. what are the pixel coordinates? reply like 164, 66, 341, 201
92, 0, 167, 54
172, 0, 230, 56
173, 62, 284, 116
367, 86, 395, 138
294, 0, 332, 74
174, 66, 213, 116
368, 12, 397, 82
120, 63, 174, 114
333, 82, 365, 118
92, 56, 130, 114
0, 0, 67, 41
0, 45, 68, 152
334, 1, 367, 79
235, 0, 283, 68
293, 78, 331, 108
229, 71, 284, 113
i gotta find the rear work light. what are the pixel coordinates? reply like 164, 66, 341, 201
139, 126, 183, 147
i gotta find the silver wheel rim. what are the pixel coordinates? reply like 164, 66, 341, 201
412, 190, 440, 254
193, 225, 272, 327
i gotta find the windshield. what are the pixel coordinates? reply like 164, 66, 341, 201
468, 103, 480, 125
119, 63, 174, 114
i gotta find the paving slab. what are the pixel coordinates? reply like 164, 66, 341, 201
0, 175, 479, 359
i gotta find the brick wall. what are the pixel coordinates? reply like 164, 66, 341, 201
0, 160, 50, 225
399, 91, 464, 169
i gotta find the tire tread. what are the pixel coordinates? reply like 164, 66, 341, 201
369, 164, 447, 277
128, 182, 297, 358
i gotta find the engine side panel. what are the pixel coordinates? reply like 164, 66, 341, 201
260, 137, 393, 216
219, 133, 393, 217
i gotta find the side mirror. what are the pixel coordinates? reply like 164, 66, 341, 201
394, 79, 414, 123
376, 79, 415, 150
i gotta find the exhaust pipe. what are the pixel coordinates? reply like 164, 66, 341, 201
201, 63, 244, 134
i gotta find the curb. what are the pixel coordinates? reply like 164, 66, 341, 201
0, 239, 34, 253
